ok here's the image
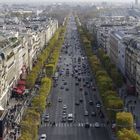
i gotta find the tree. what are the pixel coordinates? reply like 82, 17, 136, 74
45, 64, 55, 77
18, 132, 32, 140
32, 95, 46, 114
105, 95, 123, 120
117, 128, 140, 140
97, 75, 113, 94
116, 112, 134, 131
26, 73, 36, 89
95, 70, 108, 79
23, 109, 40, 124
110, 67, 123, 88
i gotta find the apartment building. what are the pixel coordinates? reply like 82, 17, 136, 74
136, 53, 140, 97
125, 37, 140, 96
0, 18, 58, 108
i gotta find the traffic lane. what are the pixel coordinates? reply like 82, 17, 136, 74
40, 19, 111, 140
40, 126, 102, 140
90, 127, 110, 140
43, 83, 61, 122
74, 83, 85, 123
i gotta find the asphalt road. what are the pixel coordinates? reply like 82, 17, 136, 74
39, 16, 111, 140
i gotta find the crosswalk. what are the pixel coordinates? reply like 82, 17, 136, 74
42, 122, 106, 128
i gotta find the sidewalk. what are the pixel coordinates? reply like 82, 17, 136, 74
119, 85, 140, 134
5, 88, 37, 140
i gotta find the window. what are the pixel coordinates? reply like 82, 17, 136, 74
8, 62, 14, 69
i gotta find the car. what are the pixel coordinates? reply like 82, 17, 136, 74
87, 84, 90, 88
75, 82, 79, 86
84, 91, 88, 95
66, 88, 69, 91
79, 87, 83, 91
92, 86, 96, 91
58, 98, 62, 102
61, 116, 67, 122
96, 104, 101, 108
85, 122, 90, 128
40, 134, 47, 140
60, 86, 64, 89
78, 78, 81, 82
84, 111, 89, 116
95, 122, 100, 128
83, 83, 86, 87
79, 98, 83, 102
62, 107, 67, 113
67, 113, 74, 122
44, 114, 49, 122
89, 100, 93, 105
91, 112, 96, 117
75, 76, 78, 79
75, 101, 80, 105
47, 102, 51, 106
62, 111, 67, 117
96, 102, 101, 108
63, 105, 67, 110
64, 82, 67, 85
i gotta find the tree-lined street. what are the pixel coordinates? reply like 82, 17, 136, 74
39, 15, 110, 140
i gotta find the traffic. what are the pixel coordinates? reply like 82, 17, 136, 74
39, 15, 110, 140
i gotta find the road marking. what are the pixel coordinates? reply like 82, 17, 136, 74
45, 122, 105, 128
81, 123, 84, 127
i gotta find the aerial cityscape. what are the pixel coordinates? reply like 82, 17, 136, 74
0, 0, 140, 140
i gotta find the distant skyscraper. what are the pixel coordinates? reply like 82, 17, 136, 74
135, 0, 138, 5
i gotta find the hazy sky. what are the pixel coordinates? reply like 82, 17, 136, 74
0, 0, 134, 3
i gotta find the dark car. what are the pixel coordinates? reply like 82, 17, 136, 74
89, 100, 93, 105
92, 87, 96, 91
84, 91, 88, 95
78, 78, 81, 82
91, 112, 96, 117
75, 101, 80, 105
75, 82, 79, 86
79, 98, 83, 102
85, 122, 90, 128
66, 88, 69, 91
64, 82, 67, 85
80, 87, 83, 91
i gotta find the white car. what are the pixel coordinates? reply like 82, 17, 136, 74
96, 103, 101, 108
44, 114, 49, 122
95, 122, 100, 128
63, 105, 67, 110
67, 113, 74, 122
40, 134, 47, 140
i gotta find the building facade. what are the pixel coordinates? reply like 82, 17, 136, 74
0, 19, 58, 108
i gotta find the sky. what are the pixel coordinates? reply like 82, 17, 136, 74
0, 0, 134, 3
